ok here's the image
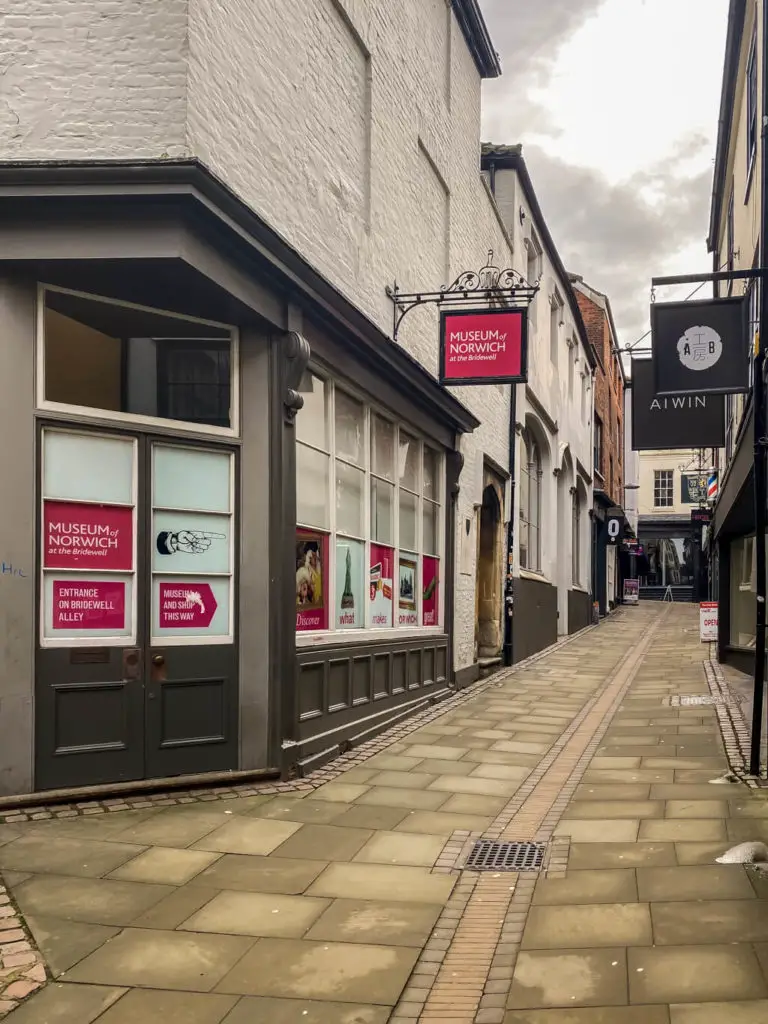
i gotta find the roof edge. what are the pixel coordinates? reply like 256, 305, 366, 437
453, 0, 502, 78
481, 144, 598, 372
708, 0, 747, 253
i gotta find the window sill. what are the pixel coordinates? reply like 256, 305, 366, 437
297, 627, 446, 648
518, 568, 552, 585
571, 585, 589, 594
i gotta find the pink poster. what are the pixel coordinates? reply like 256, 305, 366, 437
370, 543, 394, 628
159, 582, 218, 628
296, 531, 328, 632
44, 501, 133, 571
53, 580, 126, 631
423, 556, 439, 626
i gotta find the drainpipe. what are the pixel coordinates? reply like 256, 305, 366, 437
749, 0, 768, 776
503, 383, 517, 666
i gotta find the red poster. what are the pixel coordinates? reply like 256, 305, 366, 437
423, 556, 439, 627
370, 543, 394, 628
296, 531, 328, 631
44, 501, 133, 571
159, 582, 218, 628
440, 309, 526, 385
53, 580, 126, 631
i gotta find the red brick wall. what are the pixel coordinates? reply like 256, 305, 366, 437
575, 291, 624, 505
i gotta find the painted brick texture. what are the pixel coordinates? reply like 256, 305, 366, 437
0, 0, 535, 670
0, 0, 189, 159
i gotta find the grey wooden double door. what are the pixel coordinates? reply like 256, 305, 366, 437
35, 426, 238, 791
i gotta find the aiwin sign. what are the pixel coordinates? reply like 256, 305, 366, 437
631, 359, 725, 450
439, 308, 528, 386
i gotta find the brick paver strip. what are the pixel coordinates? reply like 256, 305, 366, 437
0, 881, 48, 1016
392, 605, 670, 1023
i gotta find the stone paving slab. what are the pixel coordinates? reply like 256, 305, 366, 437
7, 605, 768, 1022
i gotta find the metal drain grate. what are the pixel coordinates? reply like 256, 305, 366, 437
465, 840, 545, 872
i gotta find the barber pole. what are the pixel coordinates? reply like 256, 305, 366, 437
707, 472, 718, 502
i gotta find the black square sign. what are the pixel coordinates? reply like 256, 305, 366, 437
652, 296, 749, 396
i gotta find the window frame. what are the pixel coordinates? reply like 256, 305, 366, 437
653, 469, 674, 508
36, 284, 240, 439
519, 432, 542, 574
571, 488, 581, 587
747, 28, 758, 192
593, 415, 603, 476
295, 370, 446, 644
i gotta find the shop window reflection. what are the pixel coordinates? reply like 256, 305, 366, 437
641, 537, 695, 587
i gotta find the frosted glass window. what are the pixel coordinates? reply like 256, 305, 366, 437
296, 372, 329, 450
371, 415, 395, 481
399, 491, 418, 551
335, 390, 365, 466
423, 447, 439, 500
43, 573, 134, 640
153, 447, 231, 512
371, 479, 395, 545
399, 432, 419, 491
152, 576, 231, 638
153, 511, 231, 573
336, 462, 365, 537
43, 431, 134, 504
297, 445, 330, 530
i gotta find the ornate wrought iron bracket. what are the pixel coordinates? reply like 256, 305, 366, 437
386, 250, 539, 341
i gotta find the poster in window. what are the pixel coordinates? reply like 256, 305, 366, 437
423, 556, 439, 626
369, 543, 394, 628
296, 531, 328, 631
398, 555, 418, 626
336, 538, 364, 629
44, 500, 133, 571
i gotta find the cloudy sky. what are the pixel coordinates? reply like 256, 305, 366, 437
480, 0, 730, 352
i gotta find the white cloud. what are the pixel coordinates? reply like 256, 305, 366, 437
480, 0, 730, 343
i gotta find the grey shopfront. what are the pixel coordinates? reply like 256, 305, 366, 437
0, 161, 477, 798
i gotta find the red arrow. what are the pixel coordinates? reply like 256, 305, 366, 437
159, 582, 218, 629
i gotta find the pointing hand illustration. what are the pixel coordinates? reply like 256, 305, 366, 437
156, 530, 226, 556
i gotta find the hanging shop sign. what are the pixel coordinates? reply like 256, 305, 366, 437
43, 501, 133, 571
630, 359, 725, 450
681, 473, 709, 504
691, 507, 712, 525
606, 508, 625, 545
439, 308, 528, 386
296, 531, 328, 632
652, 297, 749, 396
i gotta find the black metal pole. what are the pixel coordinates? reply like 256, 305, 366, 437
503, 384, 517, 667
749, 0, 768, 777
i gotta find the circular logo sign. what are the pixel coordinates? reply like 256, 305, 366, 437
676, 325, 722, 371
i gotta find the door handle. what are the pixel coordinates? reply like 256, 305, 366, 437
152, 654, 165, 667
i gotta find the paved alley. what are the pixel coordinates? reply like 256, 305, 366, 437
2, 604, 768, 1023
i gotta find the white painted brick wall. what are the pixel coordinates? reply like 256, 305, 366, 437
0, 0, 189, 158
2, 0, 583, 668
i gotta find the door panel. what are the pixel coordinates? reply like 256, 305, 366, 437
35, 428, 239, 792
143, 441, 238, 780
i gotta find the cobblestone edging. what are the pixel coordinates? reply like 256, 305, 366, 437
704, 656, 764, 785
0, 881, 48, 1017
0, 622, 602, 827
390, 608, 666, 1023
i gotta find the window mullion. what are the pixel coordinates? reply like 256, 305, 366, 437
393, 425, 400, 630
364, 404, 371, 629
329, 382, 337, 632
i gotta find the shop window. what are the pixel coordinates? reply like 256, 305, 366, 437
519, 431, 542, 572
641, 536, 695, 588
295, 372, 444, 634
653, 469, 674, 508
730, 534, 756, 648
40, 286, 236, 432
